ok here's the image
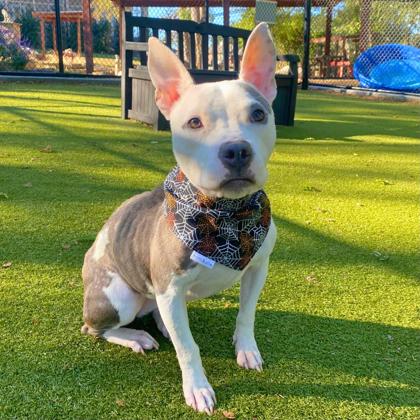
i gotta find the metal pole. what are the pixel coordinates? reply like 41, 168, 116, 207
54, 0, 64, 73
302, 0, 311, 90
205, 0, 209, 23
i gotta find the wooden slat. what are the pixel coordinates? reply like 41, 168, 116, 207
165, 29, 171, 47
223, 36, 229, 71
121, 11, 133, 119
190, 32, 196, 70
129, 66, 151, 80
178, 31, 184, 62
139, 27, 147, 65
201, 33, 208, 70
233, 37, 239, 71
212, 35, 218, 70
125, 41, 148, 51
128, 109, 156, 125
132, 78, 139, 116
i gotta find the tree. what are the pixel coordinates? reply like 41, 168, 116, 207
235, 8, 305, 58
15, 7, 40, 50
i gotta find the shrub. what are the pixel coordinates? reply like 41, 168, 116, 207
0, 25, 32, 70
62, 21, 77, 51
15, 8, 40, 50
112, 16, 120, 55
92, 18, 113, 54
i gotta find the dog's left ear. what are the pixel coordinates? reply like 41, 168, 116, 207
148, 37, 194, 120
239, 22, 277, 104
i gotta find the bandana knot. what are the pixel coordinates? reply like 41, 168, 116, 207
163, 167, 271, 270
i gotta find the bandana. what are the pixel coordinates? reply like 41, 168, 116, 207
163, 166, 271, 270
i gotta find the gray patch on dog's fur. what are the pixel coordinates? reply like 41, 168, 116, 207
82, 260, 119, 335
150, 214, 196, 294
237, 81, 272, 114
82, 186, 196, 332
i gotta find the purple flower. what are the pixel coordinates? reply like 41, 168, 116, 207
0, 25, 33, 70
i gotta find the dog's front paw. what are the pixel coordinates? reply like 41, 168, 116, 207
236, 348, 263, 371
234, 334, 263, 371
183, 378, 216, 415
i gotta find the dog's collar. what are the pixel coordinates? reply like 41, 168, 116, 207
163, 166, 271, 270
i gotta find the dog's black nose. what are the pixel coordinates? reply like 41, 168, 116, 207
219, 141, 253, 170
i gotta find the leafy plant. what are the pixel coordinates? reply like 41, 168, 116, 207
14, 7, 40, 49
0, 25, 32, 70
92, 18, 113, 54
235, 8, 306, 59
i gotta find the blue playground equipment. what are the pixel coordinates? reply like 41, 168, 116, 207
354, 44, 420, 93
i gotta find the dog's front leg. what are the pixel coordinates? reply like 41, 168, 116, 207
156, 286, 216, 414
233, 257, 269, 371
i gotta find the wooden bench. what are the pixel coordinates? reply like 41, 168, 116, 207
121, 13, 299, 131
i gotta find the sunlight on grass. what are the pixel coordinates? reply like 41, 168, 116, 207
0, 82, 419, 419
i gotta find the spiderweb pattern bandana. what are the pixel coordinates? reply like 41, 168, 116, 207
163, 166, 271, 270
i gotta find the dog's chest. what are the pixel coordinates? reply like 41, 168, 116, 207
186, 264, 243, 300
183, 220, 276, 300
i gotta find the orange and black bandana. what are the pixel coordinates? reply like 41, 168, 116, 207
163, 166, 271, 271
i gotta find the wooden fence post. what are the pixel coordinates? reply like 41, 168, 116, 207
82, 0, 94, 74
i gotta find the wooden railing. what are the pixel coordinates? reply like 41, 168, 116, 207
121, 13, 299, 128
124, 14, 250, 72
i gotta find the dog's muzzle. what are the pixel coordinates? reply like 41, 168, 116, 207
218, 141, 253, 171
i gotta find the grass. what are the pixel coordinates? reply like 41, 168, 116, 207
0, 81, 419, 419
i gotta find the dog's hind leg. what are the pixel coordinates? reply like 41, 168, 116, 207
101, 328, 158, 353
82, 268, 159, 353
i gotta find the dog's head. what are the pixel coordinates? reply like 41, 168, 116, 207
148, 23, 277, 199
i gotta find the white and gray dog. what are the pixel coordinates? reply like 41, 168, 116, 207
82, 22, 277, 414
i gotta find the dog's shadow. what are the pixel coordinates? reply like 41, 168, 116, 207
130, 307, 419, 407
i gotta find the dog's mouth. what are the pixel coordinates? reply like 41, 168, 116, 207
220, 177, 255, 190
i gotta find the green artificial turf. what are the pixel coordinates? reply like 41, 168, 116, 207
0, 81, 419, 419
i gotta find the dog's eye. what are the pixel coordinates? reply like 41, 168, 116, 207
187, 117, 203, 129
250, 109, 266, 123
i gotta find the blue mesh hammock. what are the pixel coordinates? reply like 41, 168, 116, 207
354, 44, 420, 93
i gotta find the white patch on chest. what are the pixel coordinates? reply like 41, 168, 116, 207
93, 226, 109, 261
185, 220, 277, 300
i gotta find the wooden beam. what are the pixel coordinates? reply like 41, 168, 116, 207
325, 4, 332, 57
52, 19, 57, 52
223, 0, 230, 26
77, 19, 81, 56
82, 0, 94, 74
32, 11, 83, 22
40, 19, 45, 56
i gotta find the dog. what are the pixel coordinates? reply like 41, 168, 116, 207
81, 22, 277, 414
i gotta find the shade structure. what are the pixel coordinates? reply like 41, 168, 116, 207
32, 11, 83, 56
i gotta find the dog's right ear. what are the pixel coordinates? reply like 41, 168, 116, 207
147, 37, 194, 120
